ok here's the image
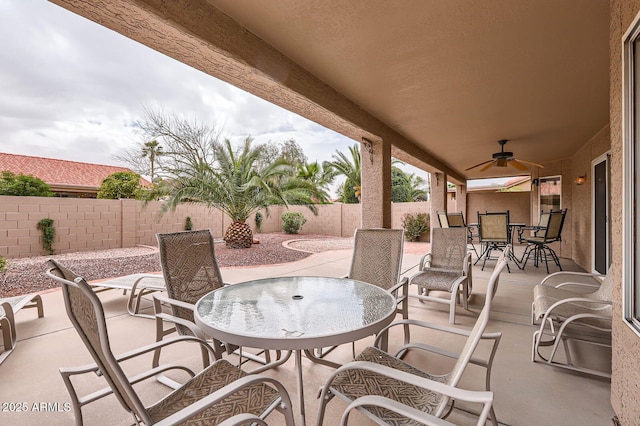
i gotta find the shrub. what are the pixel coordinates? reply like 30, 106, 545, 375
401, 212, 430, 242
255, 212, 263, 233
0, 255, 8, 285
281, 211, 307, 234
97, 171, 143, 199
37, 218, 56, 254
185, 216, 193, 231
0, 171, 54, 197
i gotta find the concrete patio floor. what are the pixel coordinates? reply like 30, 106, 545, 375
0, 244, 614, 425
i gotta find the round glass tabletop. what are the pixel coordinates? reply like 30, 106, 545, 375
195, 276, 397, 350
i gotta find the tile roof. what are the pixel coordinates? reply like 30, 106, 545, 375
0, 152, 149, 188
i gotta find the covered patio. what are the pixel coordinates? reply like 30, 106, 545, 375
8, 0, 637, 422
0, 244, 613, 425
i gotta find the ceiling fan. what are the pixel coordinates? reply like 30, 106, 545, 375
465, 139, 544, 172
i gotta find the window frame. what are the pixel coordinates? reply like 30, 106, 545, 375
622, 10, 640, 336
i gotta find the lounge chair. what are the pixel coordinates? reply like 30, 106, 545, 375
408, 227, 472, 324
0, 294, 44, 364
89, 273, 164, 318
45, 259, 295, 426
316, 247, 510, 426
532, 271, 612, 378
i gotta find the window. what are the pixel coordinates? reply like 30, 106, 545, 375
622, 12, 640, 334
538, 176, 561, 212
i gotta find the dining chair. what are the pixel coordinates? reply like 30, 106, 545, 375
436, 211, 449, 228
316, 247, 510, 426
408, 227, 472, 324
153, 230, 275, 382
446, 211, 479, 258
312, 228, 408, 359
520, 209, 567, 274
45, 259, 295, 426
475, 211, 511, 272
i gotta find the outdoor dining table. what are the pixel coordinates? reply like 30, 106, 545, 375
194, 275, 397, 426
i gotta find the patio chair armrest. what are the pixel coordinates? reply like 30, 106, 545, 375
389, 277, 409, 296
154, 371, 293, 426
153, 292, 196, 312
419, 252, 433, 271
542, 297, 612, 316
540, 271, 604, 287
553, 281, 601, 291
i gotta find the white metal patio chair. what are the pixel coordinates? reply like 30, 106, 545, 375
154, 230, 277, 379
532, 270, 612, 378
0, 293, 44, 364
409, 227, 472, 324
316, 247, 510, 426
310, 228, 408, 362
46, 259, 295, 426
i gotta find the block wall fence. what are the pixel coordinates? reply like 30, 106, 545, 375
0, 196, 437, 258
0, 192, 533, 259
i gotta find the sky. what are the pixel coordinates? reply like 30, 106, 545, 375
0, 1, 507, 193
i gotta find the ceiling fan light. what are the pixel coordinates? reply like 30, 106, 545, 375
496, 158, 508, 167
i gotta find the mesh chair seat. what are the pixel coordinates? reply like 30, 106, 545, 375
148, 359, 281, 424
411, 270, 463, 292
329, 346, 448, 426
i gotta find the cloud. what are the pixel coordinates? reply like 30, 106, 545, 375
0, 1, 429, 193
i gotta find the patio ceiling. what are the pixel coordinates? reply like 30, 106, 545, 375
208, 0, 610, 180
51, 0, 610, 181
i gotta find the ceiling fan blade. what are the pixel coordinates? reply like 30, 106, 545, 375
465, 159, 494, 171
514, 158, 544, 168
479, 161, 496, 172
509, 159, 529, 171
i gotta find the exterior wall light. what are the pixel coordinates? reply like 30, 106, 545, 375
575, 175, 586, 185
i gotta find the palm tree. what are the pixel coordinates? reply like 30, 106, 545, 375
326, 144, 362, 201
151, 137, 319, 248
141, 140, 163, 182
407, 172, 429, 201
296, 161, 336, 203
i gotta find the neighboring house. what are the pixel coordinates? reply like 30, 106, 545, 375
0, 152, 149, 198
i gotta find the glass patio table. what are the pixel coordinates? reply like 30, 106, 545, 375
194, 276, 397, 426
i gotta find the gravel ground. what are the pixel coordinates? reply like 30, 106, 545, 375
0, 233, 353, 298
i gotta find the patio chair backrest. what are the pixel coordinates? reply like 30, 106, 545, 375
542, 209, 566, 242
434, 245, 509, 415
478, 211, 510, 243
349, 228, 404, 291
437, 211, 450, 228
157, 230, 223, 336
430, 227, 468, 270
590, 270, 612, 302
46, 260, 151, 424
447, 212, 466, 228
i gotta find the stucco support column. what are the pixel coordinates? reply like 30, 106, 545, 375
360, 138, 391, 228
455, 184, 467, 218
430, 172, 447, 228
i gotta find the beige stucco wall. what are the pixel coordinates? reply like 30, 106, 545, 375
567, 125, 611, 271
466, 191, 531, 226
610, 1, 640, 423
